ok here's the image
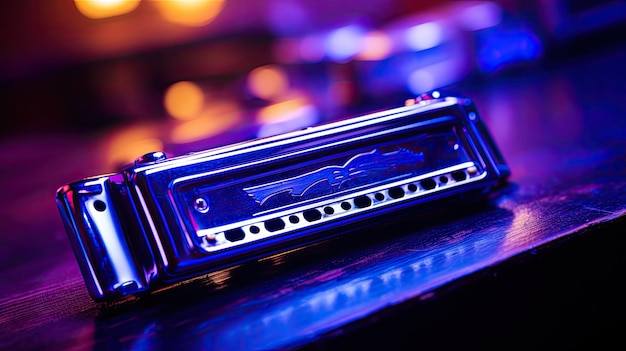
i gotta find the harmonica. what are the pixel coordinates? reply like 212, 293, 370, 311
56, 92, 510, 301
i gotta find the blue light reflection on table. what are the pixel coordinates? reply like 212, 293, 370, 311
107, 162, 626, 351
54, 45, 626, 349
187, 229, 515, 350
112, 207, 515, 350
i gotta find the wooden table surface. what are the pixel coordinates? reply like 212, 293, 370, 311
1, 43, 626, 350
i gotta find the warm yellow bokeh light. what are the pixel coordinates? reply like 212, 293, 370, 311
169, 104, 241, 143
247, 65, 289, 101
151, 0, 225, 27
356, 31, 393, 61
164, 81, 205, 120
257, 98, 306, 124
104, 124, 164, 168
74, 0, 140, 19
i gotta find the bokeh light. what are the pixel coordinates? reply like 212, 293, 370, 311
74, 0, 140, 19
169, 102, 242, 143
256, 97, 319, 137
325, 25, 365, 62
164, 81, 205, 120
104, 124, 164, 168
151, 0, 225, 27
356, 31, 393, 61
458, 2, 502, 31
257, 98, 306, 124
405, 22, 443, 51
407, 59, 463, 94
476, 26, 543, 73
247, 65, 289, 101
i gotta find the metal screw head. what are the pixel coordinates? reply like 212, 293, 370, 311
135, 151, 167, 166
194, 197, 210, 213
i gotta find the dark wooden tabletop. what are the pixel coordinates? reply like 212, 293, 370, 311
1, 42, 626, 350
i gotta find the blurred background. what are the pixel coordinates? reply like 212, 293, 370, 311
3, 3, 626, 349
2, 0, 626, 172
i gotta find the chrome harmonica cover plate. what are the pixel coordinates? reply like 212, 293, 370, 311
56, 94, 509, 301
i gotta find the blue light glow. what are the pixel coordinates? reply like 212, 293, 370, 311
191, 231, 502, 350
404, 22, 443, 51
477, 24, 543, 73
406, 59, 465, 95
325, 25, 365, 62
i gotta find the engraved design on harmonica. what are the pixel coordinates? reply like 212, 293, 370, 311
244, 148, 425, 206
56, 93, 510, 301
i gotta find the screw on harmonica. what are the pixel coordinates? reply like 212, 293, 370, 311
135, 151, 167, 166
194, 197, 210, 213
205, 233, 217, 243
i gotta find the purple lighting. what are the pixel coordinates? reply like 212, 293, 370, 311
299, 35, 326, 63
458, 2, 502, 31
266, 0, 311, 36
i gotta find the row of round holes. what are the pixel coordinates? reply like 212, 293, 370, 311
216, 169, 470, 243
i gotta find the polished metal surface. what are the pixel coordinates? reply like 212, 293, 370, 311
56, 93, 509, 301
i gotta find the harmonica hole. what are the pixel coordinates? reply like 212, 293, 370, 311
439, 176, 449, 184
407, 183, 418, 192
452, 170, 467, 181
420, 179, 437, 190
289, 215, 300, 224
303, 209, 322, 222
265, 218, 285, 232
388, 187, 405, 199
341, 202, 352, 210
374, 193, 385, 201
225, 228, 246, 241
323, 206, 335, 215
354, 195, 372, 208
94, 200, 106, 212
249, 226, 261, 234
